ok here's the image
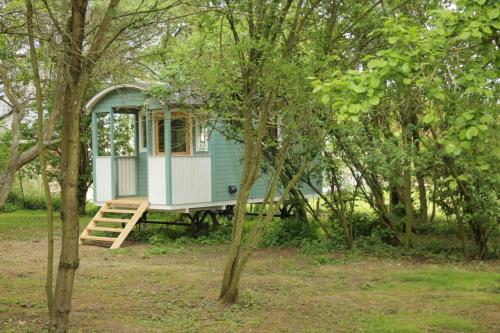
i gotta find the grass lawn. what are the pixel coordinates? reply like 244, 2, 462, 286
0, 210, 498, 332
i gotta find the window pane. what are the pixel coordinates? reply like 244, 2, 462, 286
140, 114, 147, 150
96, 113, 111, 156
114, 113, 135, 156
171, 116, 187, 153
157, 116, 165, 153
195, 117, 208, 152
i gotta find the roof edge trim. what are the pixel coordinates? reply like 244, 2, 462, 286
84, 83, 148, 111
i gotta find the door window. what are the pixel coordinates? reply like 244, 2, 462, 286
171, 112, 190, 155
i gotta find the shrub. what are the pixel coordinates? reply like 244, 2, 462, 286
260, 217, 319, 247
1, 191, 62, 212
299, 238, 335, 255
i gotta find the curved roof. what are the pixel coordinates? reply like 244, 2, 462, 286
84, 83, 148, 111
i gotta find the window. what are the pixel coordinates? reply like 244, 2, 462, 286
194, 117, 209, 152
153, 113, 165, 155
139, 113, 147, 152
113, 113, 135, 156
96, 113, 111, 156
171, 112, 190, 155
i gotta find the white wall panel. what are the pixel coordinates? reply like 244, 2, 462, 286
148, 156, 166, 205
172, 156, 211, 205
95, 157, 112, 202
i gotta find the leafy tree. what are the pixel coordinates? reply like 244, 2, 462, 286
313, 0, 499, 257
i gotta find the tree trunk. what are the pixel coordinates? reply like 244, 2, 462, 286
402, 167, 414, 248
77, 139, 91, 216
330, 174, 352, 249
416, 173, 428, 224
0, 68, 23, 208
26, 0, 56, 319
219, 168, 254, 303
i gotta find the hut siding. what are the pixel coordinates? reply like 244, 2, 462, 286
95, 157, 113, 202
148, 156, 167, 205
171, 156, 212, 205
210, 130, 272, 202
137, 152, 148, 196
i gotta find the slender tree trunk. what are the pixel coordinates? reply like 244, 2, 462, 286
18, 172, 25, 205
77, 139, 90, 216
219, 166, 255, 303
402, 167, 414, 248
0, 69, 23, 208
414, 136, 428, 224
50, 96, 82, 332
26, 0, 56, 320
429, 176, 437, 224
219, 102, 258, 304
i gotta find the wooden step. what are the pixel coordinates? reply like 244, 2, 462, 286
80, 235, 117, 242
87, 226, 124, 233
101, 208, 137, 214
109, 200, 144, 206
94, 217, 130, 223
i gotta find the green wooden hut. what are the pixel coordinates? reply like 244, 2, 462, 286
80, 84, 318, 248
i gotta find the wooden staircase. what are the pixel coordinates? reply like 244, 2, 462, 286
79, 199, 149, 249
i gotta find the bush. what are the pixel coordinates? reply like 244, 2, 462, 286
299, 238, 335, 255
345, 211, 379, 238
260, 217, 319, 247
2, 191, 62, 212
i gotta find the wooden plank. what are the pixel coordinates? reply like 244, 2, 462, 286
87, 226, 124, 233
101, 208, 136, 214
110, 201, 149, 249
80, 235, 117, 242
94, 217, 130, 223
109, 199, 145, 205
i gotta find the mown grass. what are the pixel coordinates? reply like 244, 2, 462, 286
0, 210, 90, 240
361, 312, 481, 333
380, 268, 500, 292
0, 210, 499, 332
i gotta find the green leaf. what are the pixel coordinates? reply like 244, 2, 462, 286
369, 76, 381, 88
484, 89, 494, 98
459, 31, 471, 40
422, 113, 435, 124
312, 85, 323, 94
401, 63, 411, 74
449, 180, 458, 191
369, 96, 380, 106
353, 85, 367, 93
482, 25, 492, 34
388, 36, 399, 44
403, 78, 412, 85
445, 143, 456, 154
488, 8, 499, 19
348, 104, 361, 114
478, 124, 488, 131
466, 126, 479, 139
460, 141, 471, 150
476, 0, 486, 5
367, 59, 387, 69
462, 112, 474, 120
321, 94, 330, 105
